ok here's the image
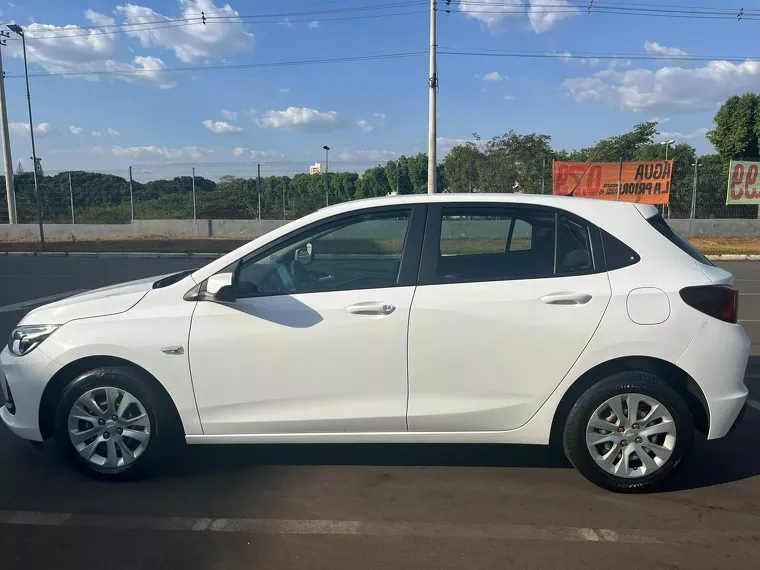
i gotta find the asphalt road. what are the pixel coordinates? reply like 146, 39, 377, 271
1, 256, 760, 570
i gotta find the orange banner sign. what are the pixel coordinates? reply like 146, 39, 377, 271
552, 160, 673, 204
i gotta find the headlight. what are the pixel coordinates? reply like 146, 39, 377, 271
8, 325, 59, 356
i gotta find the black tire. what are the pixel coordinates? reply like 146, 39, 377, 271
54, 366, 177, 480
563, 371, 693, 493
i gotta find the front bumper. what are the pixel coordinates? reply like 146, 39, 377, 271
677, 317, 750, 440
0, 346, 62, 442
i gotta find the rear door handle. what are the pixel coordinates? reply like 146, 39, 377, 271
540, 292, 593, 306
346, 302, 396, 316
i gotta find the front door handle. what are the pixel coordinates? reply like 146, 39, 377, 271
345, 302, 396, 316
540, 292, 593, 306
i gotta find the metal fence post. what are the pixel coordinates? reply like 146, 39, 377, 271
128, 165, 134, 221
257, 163, 261, 220
191, 166, 196, 220
541, 156, 546, 194
616, 157, 623, 201
68, 172, 74, 224
282, 177, 286, 219
689, 161, 699, 235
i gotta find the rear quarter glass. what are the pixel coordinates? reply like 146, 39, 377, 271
647, 214, 713, 266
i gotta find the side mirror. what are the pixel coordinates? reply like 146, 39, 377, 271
294, 242, 314, 265
202, 272, 236, 303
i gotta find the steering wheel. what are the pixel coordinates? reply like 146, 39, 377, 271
289, 259, 319, 290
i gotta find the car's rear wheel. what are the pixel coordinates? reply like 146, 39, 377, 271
54, 366, 173, 479
563, 371, 693, 492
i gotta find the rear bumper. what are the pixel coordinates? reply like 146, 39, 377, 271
0, 347, 62, 442
677, 317, 750, 440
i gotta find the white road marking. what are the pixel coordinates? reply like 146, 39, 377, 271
17, 509, 760, 546
748, 400, 760, 412
0, 290, 87, 314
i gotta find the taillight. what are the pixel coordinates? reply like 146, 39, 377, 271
679, 285, 738, 324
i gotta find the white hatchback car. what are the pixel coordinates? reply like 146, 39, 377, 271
0, 194, 750, 491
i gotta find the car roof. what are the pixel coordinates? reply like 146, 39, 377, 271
318, 193, 658, 220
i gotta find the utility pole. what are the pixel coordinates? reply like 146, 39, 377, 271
690, 161, 701, 221
8, 24, 43, 247
0, 36, 16, 224
616, 157, 623, 201
427, 0, 437, 194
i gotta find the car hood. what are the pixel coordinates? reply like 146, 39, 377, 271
18, 275, 165, 326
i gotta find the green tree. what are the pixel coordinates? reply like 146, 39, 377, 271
357, 166, 391, 198
443, 143, 482, 193
707, 93, 760, 161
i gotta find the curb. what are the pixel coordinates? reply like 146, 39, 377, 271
0, 251, 758, 261
0, 251, 224, 259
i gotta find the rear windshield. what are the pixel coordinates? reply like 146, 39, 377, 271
647, 214, 713, 266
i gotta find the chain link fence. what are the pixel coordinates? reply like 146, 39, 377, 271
0, 158, 756, 225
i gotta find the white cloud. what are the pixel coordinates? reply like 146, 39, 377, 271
563, 59, 760, 113
278, 87, 292, 94
337, 149, 400, 161
357, 113, 386, 133
202, 119, 244, 134
658, 128, 709, 142
555, 51, 600, 66
504, 95, 516, 101
644, 41, 686, 58
438, 137, 480, 156
69, 125, 84, 135
459, 0, 524, 32
528, 0, 580, 33
650, 116, 671, 124
116, 0, 255, 63
482, 71, 503, 82
9, 122, 57, 136
256, 106, 341, 132
309, 20, 320, 28
279, 17, 294, 29
111, 145, 217, 161
221, 110, 238, 120
459, 0, 578, 33
5, 11, 174, 88
232, 147, 284, 159
92, 130, 102, 137
108, 128, 120, 137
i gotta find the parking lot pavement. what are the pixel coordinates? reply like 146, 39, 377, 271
1, 257, 760, 569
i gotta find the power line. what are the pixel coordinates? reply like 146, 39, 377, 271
438, 47, 760, 63
3, 51, 427, 79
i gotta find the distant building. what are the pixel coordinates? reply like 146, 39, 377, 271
309, 162, 323, 175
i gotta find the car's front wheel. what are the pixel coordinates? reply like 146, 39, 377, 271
54, 366, 173, 479
563, 371, 694, 492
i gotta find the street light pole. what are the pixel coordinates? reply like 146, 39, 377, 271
323, 145, 330, 207
8, 24, 44, 250
427, 0, 437, 194
0, 38, 16, 224
660, 139, 675, 161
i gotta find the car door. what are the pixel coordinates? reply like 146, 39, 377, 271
189, 205, 425, 435
407, 203, 611, 432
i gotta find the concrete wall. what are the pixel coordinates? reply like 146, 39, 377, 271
2, 218, 760, 240
668, 219, 760, 238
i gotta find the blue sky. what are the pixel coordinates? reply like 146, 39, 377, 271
1, 0, 759, 173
